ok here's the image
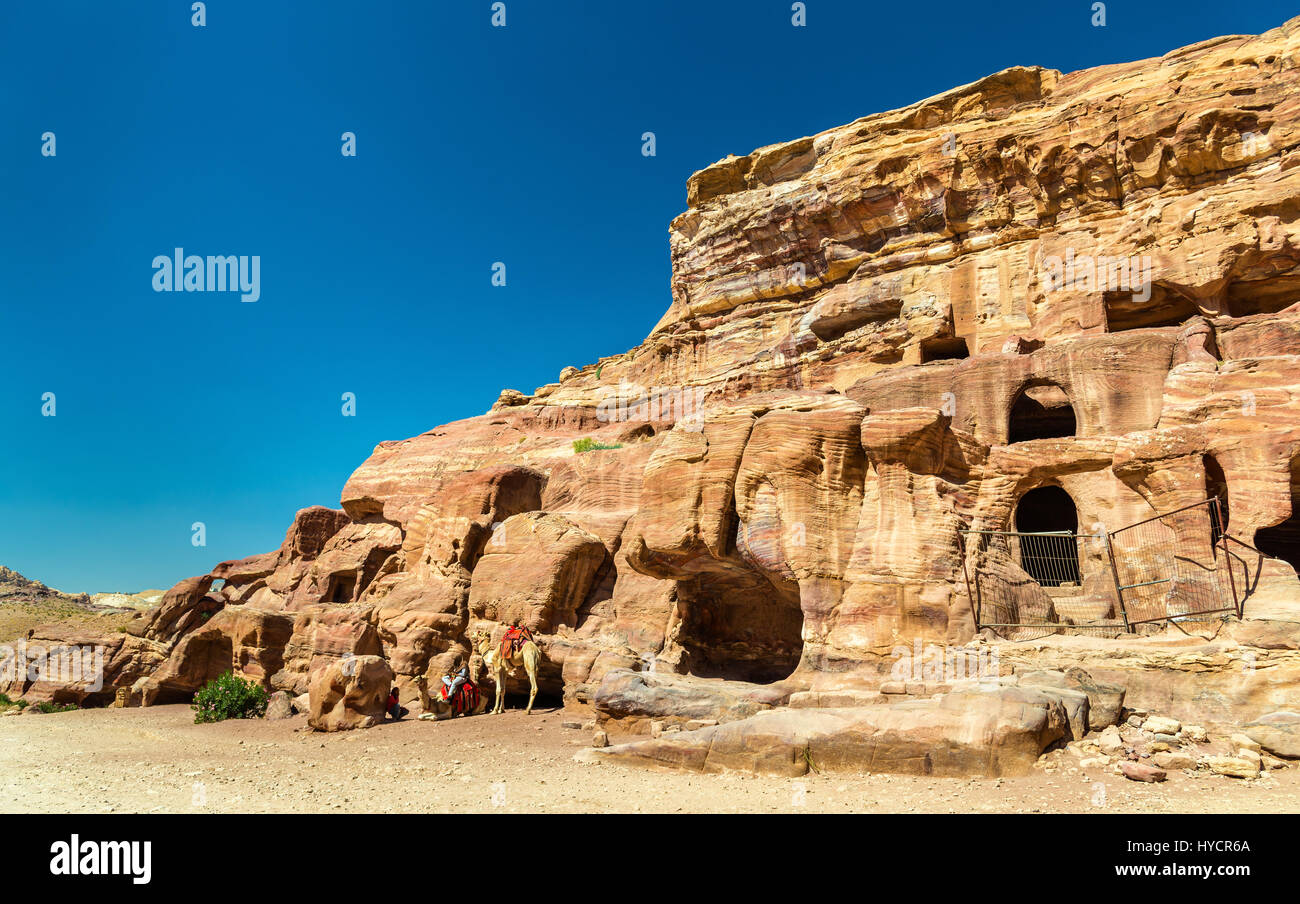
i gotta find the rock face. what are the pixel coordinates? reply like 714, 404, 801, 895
307, 655, 392, 732
45, 19, 1300, 765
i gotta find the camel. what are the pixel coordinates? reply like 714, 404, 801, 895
413, 673, 487, 720
473, 627, 541, 714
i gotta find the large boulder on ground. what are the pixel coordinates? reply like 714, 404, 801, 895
580, 684, 1069, 777
308, 654, 393, 732
1244, 711, 1300, 759
593, 668, 791, 735
265, 690, 294, 720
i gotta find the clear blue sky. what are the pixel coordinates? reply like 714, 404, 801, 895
1, 1, 1293, 593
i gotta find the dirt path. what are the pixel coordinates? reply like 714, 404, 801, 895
2, 705, 1297, 814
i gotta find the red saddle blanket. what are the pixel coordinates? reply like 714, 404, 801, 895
439, 680, 479, 715
499, 626, 535, 661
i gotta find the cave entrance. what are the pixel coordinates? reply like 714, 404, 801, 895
1204, 455, 1230, 553
921, 337, 970, 362
677, 572, 803, 684
1228, 275, 1300, 317
1104, 286, 1200, 331
1255, 456, 1300, 575
1014, 486, 1082, 586
1008, 381, 1077, 443
326, 572, 357, 603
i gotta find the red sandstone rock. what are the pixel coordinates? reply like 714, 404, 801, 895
102, 20, 1300, 751
307, 654, 392, 732
1119, 761, 1168, 783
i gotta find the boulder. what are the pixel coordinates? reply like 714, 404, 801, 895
1152, 751, 1197, 771
1204, 755, 1260, 779
1142, 715, 1181, 736
592, 669, 789, 734
307, 655, 393, 732
265, 691, 294, 720
581, 685, 1068, 777
1119, 761, 1167, 782
1098, 725, 1125, 756
1243, 712, 1300, 759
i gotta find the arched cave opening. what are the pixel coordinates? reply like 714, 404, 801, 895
1007, 382, 1078, 443
676, 572, 804, 684
1014, 485, 1082, 586
1255, 456, 1300, 575
1203, 454, 1230, 552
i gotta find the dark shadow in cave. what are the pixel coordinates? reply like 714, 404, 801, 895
1014, 485, 1082, 587
1007, 381, 1077, 444
1255, 456, 1300, 575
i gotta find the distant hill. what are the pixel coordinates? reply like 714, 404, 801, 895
0, 566, 155, 643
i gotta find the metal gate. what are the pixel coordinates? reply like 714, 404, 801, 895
960, 497, 1253, 639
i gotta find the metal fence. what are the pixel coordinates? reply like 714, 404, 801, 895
960, 497, 1250, 640
959, 529, 1127, 640
1108, 498, 1241, 626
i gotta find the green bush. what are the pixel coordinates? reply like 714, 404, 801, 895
572, 437, 623, 454
0, 693, 28, 710
192, 672, 268, 724
31, 701, 76, 714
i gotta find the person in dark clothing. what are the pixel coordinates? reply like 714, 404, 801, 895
386, 687, 406, 720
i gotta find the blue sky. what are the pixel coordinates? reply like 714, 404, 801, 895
0, 1, 1293, 593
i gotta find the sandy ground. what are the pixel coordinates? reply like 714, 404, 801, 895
2, 704, 1298, 814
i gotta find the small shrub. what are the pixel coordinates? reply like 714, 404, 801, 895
572, 438, 623, 454
32, 701, 77, 714
192, 672, 268, 724
0, 693, 28, 710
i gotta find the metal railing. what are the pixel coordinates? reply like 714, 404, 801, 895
959, 529, 1126, 640
960, 497, 1250, 639
1108, 497, 1239, 625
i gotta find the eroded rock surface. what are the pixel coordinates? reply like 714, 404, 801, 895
35, 19, 1300, 764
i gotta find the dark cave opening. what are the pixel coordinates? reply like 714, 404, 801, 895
327, 572, 357, 603
1255, 456, 1300, 575
677, 572, 804, 684
921, 337, 970, 362
1014, 485, 1082, 586
1007, 382, 1078, 443
1104, 287, 1200, 331
1204, 454, 1230, 552
1227, 275, 1300, 318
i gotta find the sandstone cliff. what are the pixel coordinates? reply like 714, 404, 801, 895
13, 18, 1300, 733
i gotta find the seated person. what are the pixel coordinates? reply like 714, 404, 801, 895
442, 655, 470, 702
386, 687, 406, 720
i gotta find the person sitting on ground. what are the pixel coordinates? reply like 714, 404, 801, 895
386, 686, 406, 721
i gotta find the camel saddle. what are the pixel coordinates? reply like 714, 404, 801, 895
499, 625, 535, 661
439, 679, 479, 716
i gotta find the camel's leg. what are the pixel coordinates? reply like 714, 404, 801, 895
494, 663, 506, 714
524, 645, 540, 714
